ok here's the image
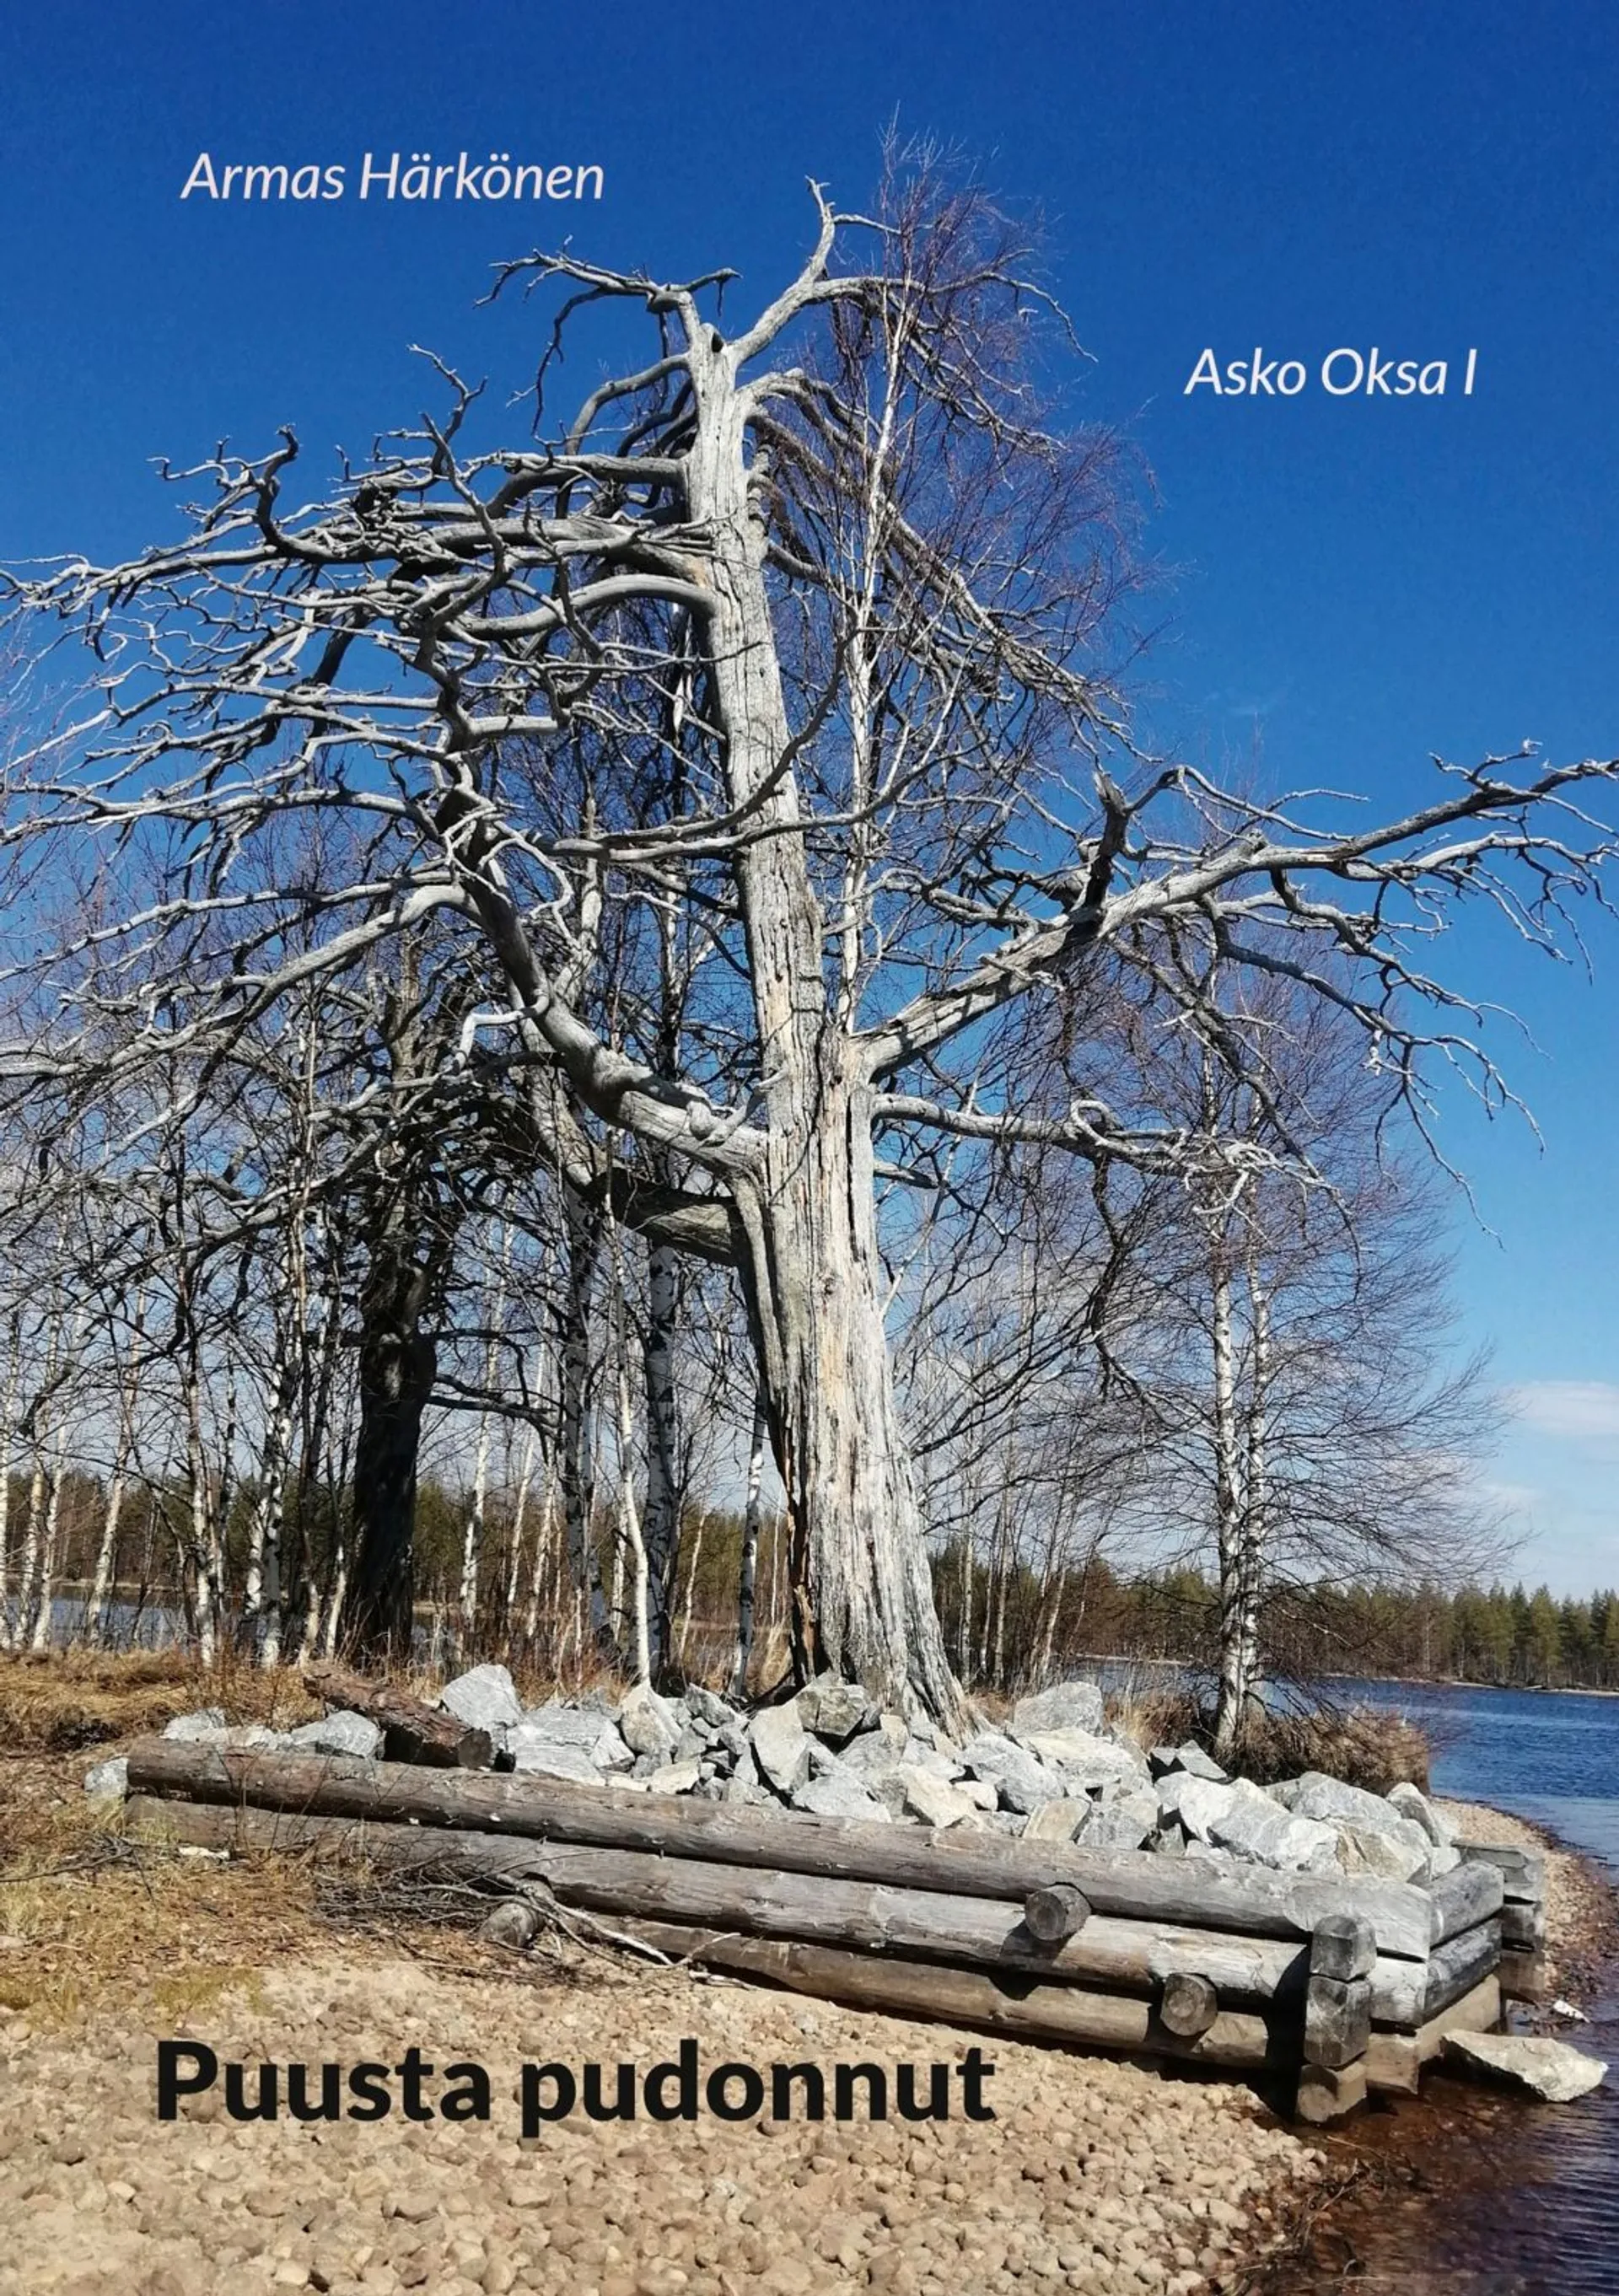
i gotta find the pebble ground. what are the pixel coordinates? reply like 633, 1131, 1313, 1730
0, 1941, 1320, 2296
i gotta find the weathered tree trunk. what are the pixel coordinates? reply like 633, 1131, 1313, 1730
1239, 1267, 1272, 1729
686, 347, 965, 1732
241, 1325, 298, 1666
86, 1292, 144, 1648
559, 1181, 608, 1654
85, 1462, 126, 1648
610, 1224, 652, 1686
26, 1466, 64, 1651
642, 1234, 682, 1675
0, 1323, 19, 1652
732, 1055, 963, 1726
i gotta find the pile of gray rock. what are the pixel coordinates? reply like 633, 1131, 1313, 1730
87, 1665, 1462, 1888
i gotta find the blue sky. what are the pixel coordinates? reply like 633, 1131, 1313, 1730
2, 1, 1616, 1590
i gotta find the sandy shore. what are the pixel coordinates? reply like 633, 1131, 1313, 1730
0, 1734, 1323, 2296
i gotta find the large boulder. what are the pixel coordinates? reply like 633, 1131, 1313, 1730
1021, 1799, 1087, 1845
1157, 1770, 1234, 1836
1331, 1820, 1430, 1885
750, 1702, 812, 1795
646, 1758, 703, 1796
1168, 1772, 1339, 1873
1388, 1782, 1455, 1847
838, 1715, 912, 1775
683, 1685, 734, 1729
517, 1701, 632, 1769
1444, 2033, 1608, 2102
506, 1739, 602, 1784
892, 1766, 979, 1830
161, 1708, 228, 1743
1290, 1773, 1435, 1875
1019, 1728, 1148, 1793
1077, 1788, 1159, 1852
438, 1664, 523, 1734
959, 1731, 1068, 1815
893, 1738, 961, 1782
1148, 1741, 1229, 1784
1009, 1680, 1105, 1738
791, 1766, 891, 1823
284, 1712, 384, 1761
1292, 1771, 1417, 1838
792, 1676, 879, 1745
617, 1682, 683, 1760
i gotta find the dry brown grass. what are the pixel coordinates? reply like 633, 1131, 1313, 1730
0, 1645, 320, 1751
1101, 1678, 1433, 1794
1224, 1705, 1433, 1794
0, 1776, 320, 2027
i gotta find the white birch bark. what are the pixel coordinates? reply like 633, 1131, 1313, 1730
0, 1322, 19, 1652
1210, 1234, 1248, 1756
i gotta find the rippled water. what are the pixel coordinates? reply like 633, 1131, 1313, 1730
1279, 1679, 1619, 2293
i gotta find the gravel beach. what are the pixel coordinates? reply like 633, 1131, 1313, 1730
0, 1947, 1322, 2296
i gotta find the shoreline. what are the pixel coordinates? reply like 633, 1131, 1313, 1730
1240, 1795, 1619, 2292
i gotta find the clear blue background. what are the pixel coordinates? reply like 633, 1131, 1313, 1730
2, 1, 1615, 1586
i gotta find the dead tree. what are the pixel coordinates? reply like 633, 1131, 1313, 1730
4, 159, 1617, 1721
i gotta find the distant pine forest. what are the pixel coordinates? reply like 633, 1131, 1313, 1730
1041, 1561, 1619, 1696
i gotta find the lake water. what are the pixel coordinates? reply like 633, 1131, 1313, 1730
1284, 1676, 1619, 2294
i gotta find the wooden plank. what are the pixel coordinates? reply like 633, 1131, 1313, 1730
1304, 1973, 1371, 2069
122, 1738, 1436, 1960
1365, 1976, 1502, 2095
127, 1794, 1315, 2003
1455, 1842, 1545, 1904
1295, 2060, 1368, 2124
1423, 1922, 1502, 2022
301, 1664, 493, 1770
1428, 1860, 1503, 1945
609, 1920, 1290, 2071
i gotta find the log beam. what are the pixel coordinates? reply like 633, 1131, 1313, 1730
126, 1795, 1312, 2002
122, 1737, 1435, 1958
1158, 1973, 1218, 2039
300, 1664, 493, 1769
1365, 1976, 1502, 2095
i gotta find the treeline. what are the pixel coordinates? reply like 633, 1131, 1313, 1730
1019, 1562, 1619, 1695
24, 1451, 1612, 1702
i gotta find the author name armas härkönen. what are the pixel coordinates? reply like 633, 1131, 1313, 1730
180, 152, 603, 203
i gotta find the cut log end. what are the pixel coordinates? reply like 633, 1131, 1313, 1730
1158, 1972, 1218, 2039
1023, 1883, 1092, 1945
1295, 2058, 1369, 2124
